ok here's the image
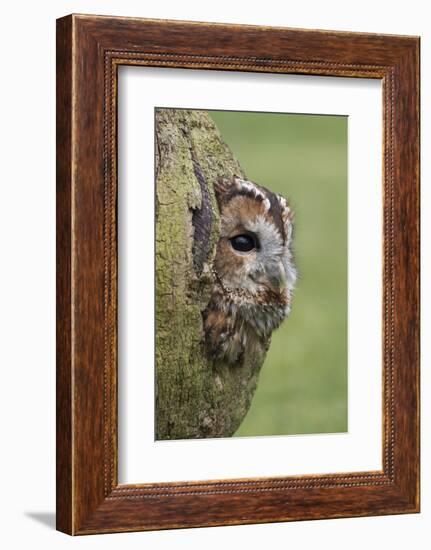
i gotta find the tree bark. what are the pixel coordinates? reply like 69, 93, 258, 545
155, 109, 268, 439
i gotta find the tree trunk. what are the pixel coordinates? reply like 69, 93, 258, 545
155, 108, 268, 440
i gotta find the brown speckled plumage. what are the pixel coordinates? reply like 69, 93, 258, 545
204, 176, 297, 365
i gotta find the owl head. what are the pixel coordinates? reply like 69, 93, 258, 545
213, 176, 297, 323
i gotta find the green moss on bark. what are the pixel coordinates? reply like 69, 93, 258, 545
155, 109, 268, 439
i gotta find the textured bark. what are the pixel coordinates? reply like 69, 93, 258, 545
155, 109, 268, 440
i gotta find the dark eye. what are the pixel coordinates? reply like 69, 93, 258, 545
230, 234, 257, 252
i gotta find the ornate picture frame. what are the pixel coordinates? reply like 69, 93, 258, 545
56, 14, 420, 534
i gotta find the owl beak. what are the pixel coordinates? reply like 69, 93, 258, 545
266, 263, 287, 294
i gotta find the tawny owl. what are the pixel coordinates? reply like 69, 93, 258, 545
204, 175, 297, 365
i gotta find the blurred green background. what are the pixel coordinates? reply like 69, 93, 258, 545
209, 110, 348, 436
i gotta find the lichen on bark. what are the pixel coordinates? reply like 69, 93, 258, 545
155, 108, 268, 440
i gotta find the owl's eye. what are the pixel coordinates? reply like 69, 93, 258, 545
230, 234, 257, 252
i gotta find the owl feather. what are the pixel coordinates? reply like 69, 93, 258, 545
204, 176, 296, 365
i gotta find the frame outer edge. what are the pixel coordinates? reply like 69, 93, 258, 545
393, 39, 420, 510
56, 14, 74, 535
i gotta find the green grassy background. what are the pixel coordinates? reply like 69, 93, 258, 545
209, 110, 348, 436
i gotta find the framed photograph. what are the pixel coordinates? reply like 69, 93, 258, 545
56, 14, 420, 535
